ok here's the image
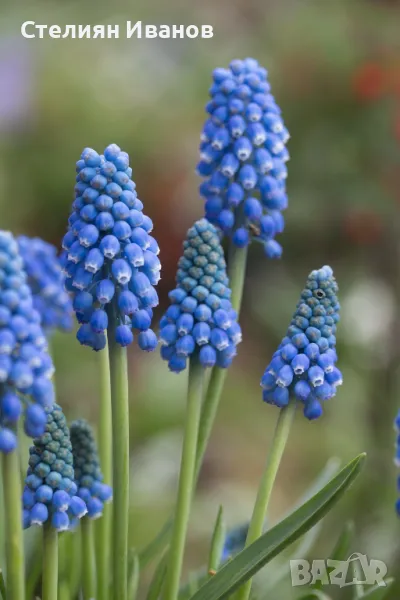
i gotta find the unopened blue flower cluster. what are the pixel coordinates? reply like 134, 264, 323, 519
22, 404, 87, 532
394, 410, 400, 516
18, 236, 73, 332
62, 144, 160, 351
0, 232, 55, 454
70, 419, 112, 519
159, 219, 242, 373
261, 266, 342, 420
198, 58, 289, 257
221, 523, 248, 562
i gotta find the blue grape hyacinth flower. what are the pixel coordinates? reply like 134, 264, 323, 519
18, 236, 73, 333
62, 144, 160, 351
22, 403, 88, 531
159, 218, 242, 373
221, 522, 248, 562
261, 266, 342, 420
70, 419, 112, 520
394, 410, 400, 516
198, 58, 289, 258
0, 231, 55, 453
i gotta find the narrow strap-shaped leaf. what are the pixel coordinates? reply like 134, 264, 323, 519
359, 578, 394, 599
189, 454, 365, 600
312, 521, 354, 591
128, 550, 140, 600
146, 551, 168, 600
208, 506, 226, 577
0, 569, 6, 600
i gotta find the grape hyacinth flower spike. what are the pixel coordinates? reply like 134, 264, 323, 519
22, 404, 87, 531
162, 218, 242, 600
70, 419, 112, 520
237, 266, 342, 600
159, 218, 242, 374
198, 58, 290, 258
62, 143, 160, 351
394, 410, 400, 516
18, 236, 73, 333
261, 265, 342, 420
71, 419, 112, 599
0, 231, 55, 453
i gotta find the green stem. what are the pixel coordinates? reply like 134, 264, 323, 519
228, 243, 248, 313
235, 401, 296, 600
194, 241, 247, 480
82, 518, 96, 600
163, 356, 204, 600
2, 451, 25, 600
108, 314, 129, 600
195, 366, 227, 479
96, 333, 112, 600
42, 522, 58, 600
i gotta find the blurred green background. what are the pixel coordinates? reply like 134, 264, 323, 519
1, 0, 400, 597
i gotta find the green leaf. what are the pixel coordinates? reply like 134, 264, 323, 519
208, 506, 226, 577
145, 551, 168, 600
312, 521, 354, 591
128, 549, 140, 600
138, 518, 173, 569
189, 453, 366, 600
359, 578, 394, 599
0, 569, 6, 600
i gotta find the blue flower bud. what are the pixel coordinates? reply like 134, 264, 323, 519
96, 279, 115, 304
261, 266, 341, 419
0, 428, 17, 453
52, 511, 70, 532
138, 330, 158, 352
35, 485, 53, 503
1, 392, 22, 422
199, 345, 217, 368
52, 490, 70, 512
69, 495, 88, 518
118, 291, 139, 315
30, 502, 49, 526
303, 398, 323, 420
90, 309, 108, 333
115, 325, 133, 346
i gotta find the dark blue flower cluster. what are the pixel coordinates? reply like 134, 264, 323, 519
22, 404, 87, 532
261, 266, 342, 420
62, 144, 160, 351
394, 410, 400, 516
0, 232, 55, 454
70, 419, 112, 519
197, 58, 289, 257
159, 218, 242, 373
18, 236, 73, 332
221, 523, 248, 562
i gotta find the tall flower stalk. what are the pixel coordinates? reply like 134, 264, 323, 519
236, 265, 342, 600
0, 231, 56, 600
62, 143, 161, 600
160, 218, 242, 600
22, 403, 88, 600
195, 57, 290, 480
70, 419, 113, 600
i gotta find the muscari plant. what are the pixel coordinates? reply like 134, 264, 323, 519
0, 58, 374, 600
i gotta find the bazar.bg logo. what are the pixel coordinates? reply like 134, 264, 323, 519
290, 553, 388, 588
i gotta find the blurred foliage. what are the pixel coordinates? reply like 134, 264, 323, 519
1, 0, 400, 598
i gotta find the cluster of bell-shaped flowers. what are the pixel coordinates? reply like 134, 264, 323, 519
261, 266, 342, 420
0, 231, 55, 453
61, 144, 160, 351
159, 218, 242, 373
198, 58, 289, 258
70, 419, 112, 519
22, 403, 87, 531
18, 235, 73, 332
